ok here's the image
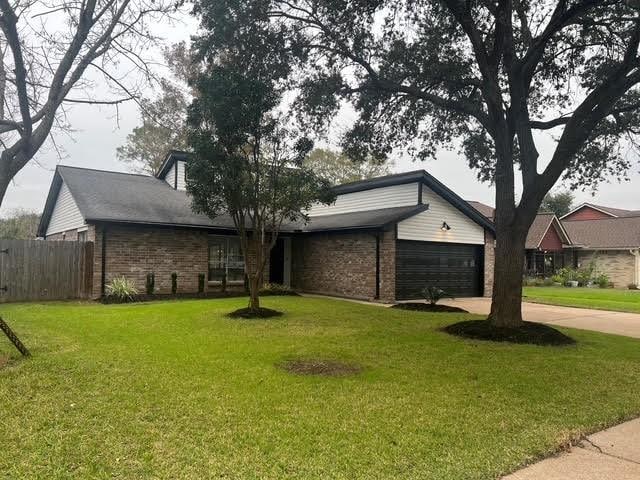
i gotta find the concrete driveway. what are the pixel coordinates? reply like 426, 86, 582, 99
440, 298, 640, 339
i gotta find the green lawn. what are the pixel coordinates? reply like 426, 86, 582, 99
2, 297, 640, 479
523, 286, 640, 313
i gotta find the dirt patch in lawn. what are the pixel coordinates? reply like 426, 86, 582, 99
227, 307, 283, 319
443, 320, 576, 346
391, 303, 468, 313
0, 354, 10, 370
279, 359, 362, 377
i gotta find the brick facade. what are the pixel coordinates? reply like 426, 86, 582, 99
291, 229, 396, 302
93, 224, 210, 296
577, 250, 635, 288
47, 222, 494, 302
483, 230, 495, 298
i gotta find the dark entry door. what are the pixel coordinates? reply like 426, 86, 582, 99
269, 238, 285, 284
396, 241, 483, 300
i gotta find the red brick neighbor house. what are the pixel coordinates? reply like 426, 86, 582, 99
37, 151, 496, 302
471, 202, 640, 287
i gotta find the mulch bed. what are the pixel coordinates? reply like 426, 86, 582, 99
227, 307, 283, 319
101, 291, 247, 304
443, 320, 576, 346
101, 290, 299, 304
391, 303, 468, 313
279, 359, 362, 377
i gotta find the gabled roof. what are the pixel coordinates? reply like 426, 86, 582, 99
561, 202, 640, 220
562, 216, 640, 249
155, 150, 190, 179
525, 213, 572, 249
37, 166, 432, 236
37, 165, 232, 237
333, 170, 494, 232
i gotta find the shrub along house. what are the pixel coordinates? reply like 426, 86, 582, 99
37, 151, 496, 302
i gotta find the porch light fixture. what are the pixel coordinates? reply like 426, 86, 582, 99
441, 222, 451, 231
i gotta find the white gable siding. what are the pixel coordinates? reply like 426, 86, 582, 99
46, 182, 85, 236
162, 161, 186, 190
397, 186, 484, 244
163, 163, 176, 188
176, 160, 186, 190
308, 182, 419, 217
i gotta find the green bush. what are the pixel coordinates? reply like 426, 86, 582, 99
550, 273, 564, 284
523, 276, 538, 287
105, 277, 138, 302
542, 277, 555, 286
576, 262, 596, 286
629, 283, 639, 290
145, 273, 155, 295
422, 286, 453, 305
595, 273, 610, 289
171, 272, 178, 294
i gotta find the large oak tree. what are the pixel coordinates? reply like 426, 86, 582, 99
193, 0, 640, 327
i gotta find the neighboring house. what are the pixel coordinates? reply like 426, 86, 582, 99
561, 204, 640, 288
471, 201, 640, 287
37, 151, 496, 302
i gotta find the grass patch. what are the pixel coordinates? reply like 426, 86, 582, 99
523, 286, 640, 314
444, 320, 576, 346
392, 302, 468, 313
1, 296, 640, 479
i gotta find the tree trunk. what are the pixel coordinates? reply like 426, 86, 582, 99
248, 275, 261, 311
488, 220, 529, 328
0, 167, 11, 209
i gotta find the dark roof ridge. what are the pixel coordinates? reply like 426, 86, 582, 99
57, 164, 153, 179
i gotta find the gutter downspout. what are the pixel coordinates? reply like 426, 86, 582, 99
631, 249, 640, 287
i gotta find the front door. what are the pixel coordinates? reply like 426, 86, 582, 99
269, 238, 285, 285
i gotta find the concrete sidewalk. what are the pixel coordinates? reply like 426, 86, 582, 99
503, 417, 640, 479
440, 297, 640, 339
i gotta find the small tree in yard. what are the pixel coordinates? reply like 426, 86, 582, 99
191, 0, 640, 329
186, 65, 334, 315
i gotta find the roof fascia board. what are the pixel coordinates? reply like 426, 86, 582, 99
36, 169, 64, 237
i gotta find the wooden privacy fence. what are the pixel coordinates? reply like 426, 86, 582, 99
0, 239, 93, 303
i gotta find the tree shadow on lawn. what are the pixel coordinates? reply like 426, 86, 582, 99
443, 320, 576, 346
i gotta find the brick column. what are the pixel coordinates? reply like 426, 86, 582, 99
483, 230, 495, 297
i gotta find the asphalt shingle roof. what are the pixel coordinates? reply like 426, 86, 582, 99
525, 213, 557, 249
466, 201, 495, 220
39, 166, 429, 234
562, 216, 640, 249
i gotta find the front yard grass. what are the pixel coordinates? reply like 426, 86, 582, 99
2, 296, 640, 479
523, 286, 640, 314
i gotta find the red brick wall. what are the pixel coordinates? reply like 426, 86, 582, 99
539, 223, 564, 251
291, 230, 396, 302
564, 206, 613, 221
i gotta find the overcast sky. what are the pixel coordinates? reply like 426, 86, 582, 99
2, 11, 640, 218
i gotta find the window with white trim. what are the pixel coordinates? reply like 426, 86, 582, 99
208, 236, 245, 282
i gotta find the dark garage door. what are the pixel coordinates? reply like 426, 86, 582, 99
396, 241, 483, 300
